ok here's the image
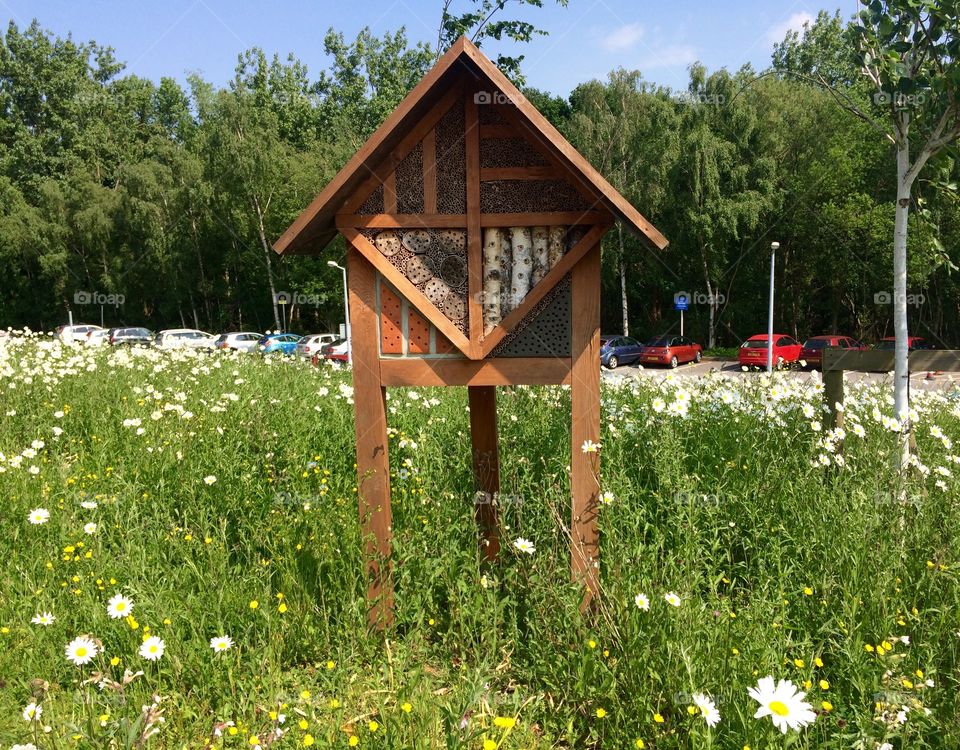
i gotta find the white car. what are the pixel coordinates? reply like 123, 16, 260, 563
56, 324, 103, 344
214, 332, 262, 352
154, 329, 218, 350
296, 333, 338, 359
85, 329, 111, 346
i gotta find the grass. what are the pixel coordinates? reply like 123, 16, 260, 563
1, 334, 959, 749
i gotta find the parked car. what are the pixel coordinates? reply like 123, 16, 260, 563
296, 333, 339, 359
600, 336, 644, 368
110, 327, 153, 346
874, 336, 935, 351
56, 324, 103, 344
738, 334, 802, 369
799, 335, 868, 368
85, 329, 111, 346
638, 335, 703, 369
313, 338, 349, 365
257, 333, 302, 355
215, 332, 262, 352
154, 329, 218, 349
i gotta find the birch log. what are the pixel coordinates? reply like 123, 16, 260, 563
499, 230, 512, 315
509, 226, 533, 310
531, 226, 549, 286
482, 227, 503, 333
547, 226, 565, 269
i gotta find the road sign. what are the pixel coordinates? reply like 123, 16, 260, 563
674, 292, 689, 311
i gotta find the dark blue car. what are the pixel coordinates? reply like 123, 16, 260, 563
600, 336, 644, 369
258, 333, 303, 355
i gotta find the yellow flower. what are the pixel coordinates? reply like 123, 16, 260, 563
368, 720, 379, 732
278, 602, 288, 613
731, 648, 740, 656
249, 600, 259, 610
483, 741, 497, 750
595, 708, 607, 719
492, 717, 515, 729
302, 735, 314, 746
300, 690, 311, 700
814, 657, 824, 667
803, 587, 813, 596
819, 679, 830, 690
864, 644, 874, 653
653, 713, 664, 723
401, 702, 412, 713
298, 719, 308, 730
588, 639, 597, 649
248, 735, 260, 745
902, 678, 914, 689
326, 660, 335, 670
793, 658, 805, 668
821, 700, 833, 712
328, 698, 340, 709
110, 656, 120, 666
915, 669, 924, 678
228, 727, 238, 736
635, 740, 645, 749
349, 737, 359, 747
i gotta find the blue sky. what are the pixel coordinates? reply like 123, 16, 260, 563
3, 0, 858, 95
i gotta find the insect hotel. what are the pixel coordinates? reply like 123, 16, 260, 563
275, 37, 668, 627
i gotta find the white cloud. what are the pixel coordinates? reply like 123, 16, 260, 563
766, 11, 815, 46
637, 44, 698, 71
600, 22, 645, 52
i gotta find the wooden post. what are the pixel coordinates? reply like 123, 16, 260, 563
348, 247, 394, 629
570, 243, 602, 608
469, 385, 501, 561
823, 367, 845, 431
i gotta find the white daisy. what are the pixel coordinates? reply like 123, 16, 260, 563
748, 676, 817, 733
22, 702, 42, 722
28, 508, 50, 525
634, 593, 650, 611
513, 537, 535, 555
580, 439, 600, 453
11, 744, 39, 750
210, 635, 234, 652
80, 500, 98, 509
599, 491, 615, 506
83, 522, 97, 535
664, 592, 681, 607
106, 593, 134, 619
139, 636, 165, 661
65, 635, 99, 666
31, 612, 55, 626
203, 475, 217, 485
692, 693, 720, 727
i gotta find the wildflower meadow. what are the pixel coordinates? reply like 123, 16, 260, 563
1, 333, 959, 749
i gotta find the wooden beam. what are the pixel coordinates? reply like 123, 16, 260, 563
341, 227, 473, 359
378, 357, 571, 387
570, 242, 601, 610
422, 127, 437, 214
469, 386, 500, 562
465, 85, 484, 357
383, 171, 397, 214
479, 211, 610, 228
480, 222, 611, 356
347, 248, 394, 630
823, 348, 960, 373
336, 213, 467, 229
823, 369, 845, 431
480, 166, 561, 181
341, 84, 463, 215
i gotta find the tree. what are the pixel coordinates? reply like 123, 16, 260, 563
849, 0, 960, 465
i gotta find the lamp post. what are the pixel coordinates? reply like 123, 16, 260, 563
767, 241, 779, 374
328, 260, 351, 361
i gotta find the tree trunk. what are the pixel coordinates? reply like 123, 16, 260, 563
618, 225, 629, 336
893, 136, 912, 468
701, 251, 715, 349
253, 197, 282, 331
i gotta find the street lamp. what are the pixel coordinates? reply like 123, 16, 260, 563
767, 241, 779, 374
328, 260, 351, 361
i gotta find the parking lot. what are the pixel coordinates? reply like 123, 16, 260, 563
601, 358, 960, 391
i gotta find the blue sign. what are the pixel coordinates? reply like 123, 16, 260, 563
673, 292, 690, 311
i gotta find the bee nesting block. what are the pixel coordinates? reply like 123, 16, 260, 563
509, 226, 533, 309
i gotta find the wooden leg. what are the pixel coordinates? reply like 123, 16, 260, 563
348, 248, 394, 630
823, 369, 845, 430
469, 385, 500, 562
570, 243, 601, 608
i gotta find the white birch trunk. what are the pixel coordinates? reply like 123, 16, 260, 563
482, 227, 503, 334
531, 226, 549, 287
893, 135, 912, 469
509, 227, 532, 310
547, 226, 565, 269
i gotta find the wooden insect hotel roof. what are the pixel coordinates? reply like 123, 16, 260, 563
273, 36, 669, 257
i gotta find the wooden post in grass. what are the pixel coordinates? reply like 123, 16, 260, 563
274, 37, 669, 627
469, 385, 501, 561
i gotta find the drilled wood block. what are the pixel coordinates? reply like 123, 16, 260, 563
379, 282, 403, 355
480, 179, 593, 213
395, 141, 424, 214
436, 100, 466, 214
408, 308, 432, 353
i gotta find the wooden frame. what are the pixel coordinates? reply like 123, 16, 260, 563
275, 36, 669, 629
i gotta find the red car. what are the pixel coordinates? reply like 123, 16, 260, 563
311, 338, 350, 365
799, 335, 868, 368
874, 336, 934, 351
738, 334, 802, 369
638, 335, 703, 368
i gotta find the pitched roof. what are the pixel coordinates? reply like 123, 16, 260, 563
273, 36, 668, 255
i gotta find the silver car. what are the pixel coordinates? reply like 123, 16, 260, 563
154, 329, 218, 350
296, 333, 338, 359
56, 324, 103, 344
215, 332, 262, 352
